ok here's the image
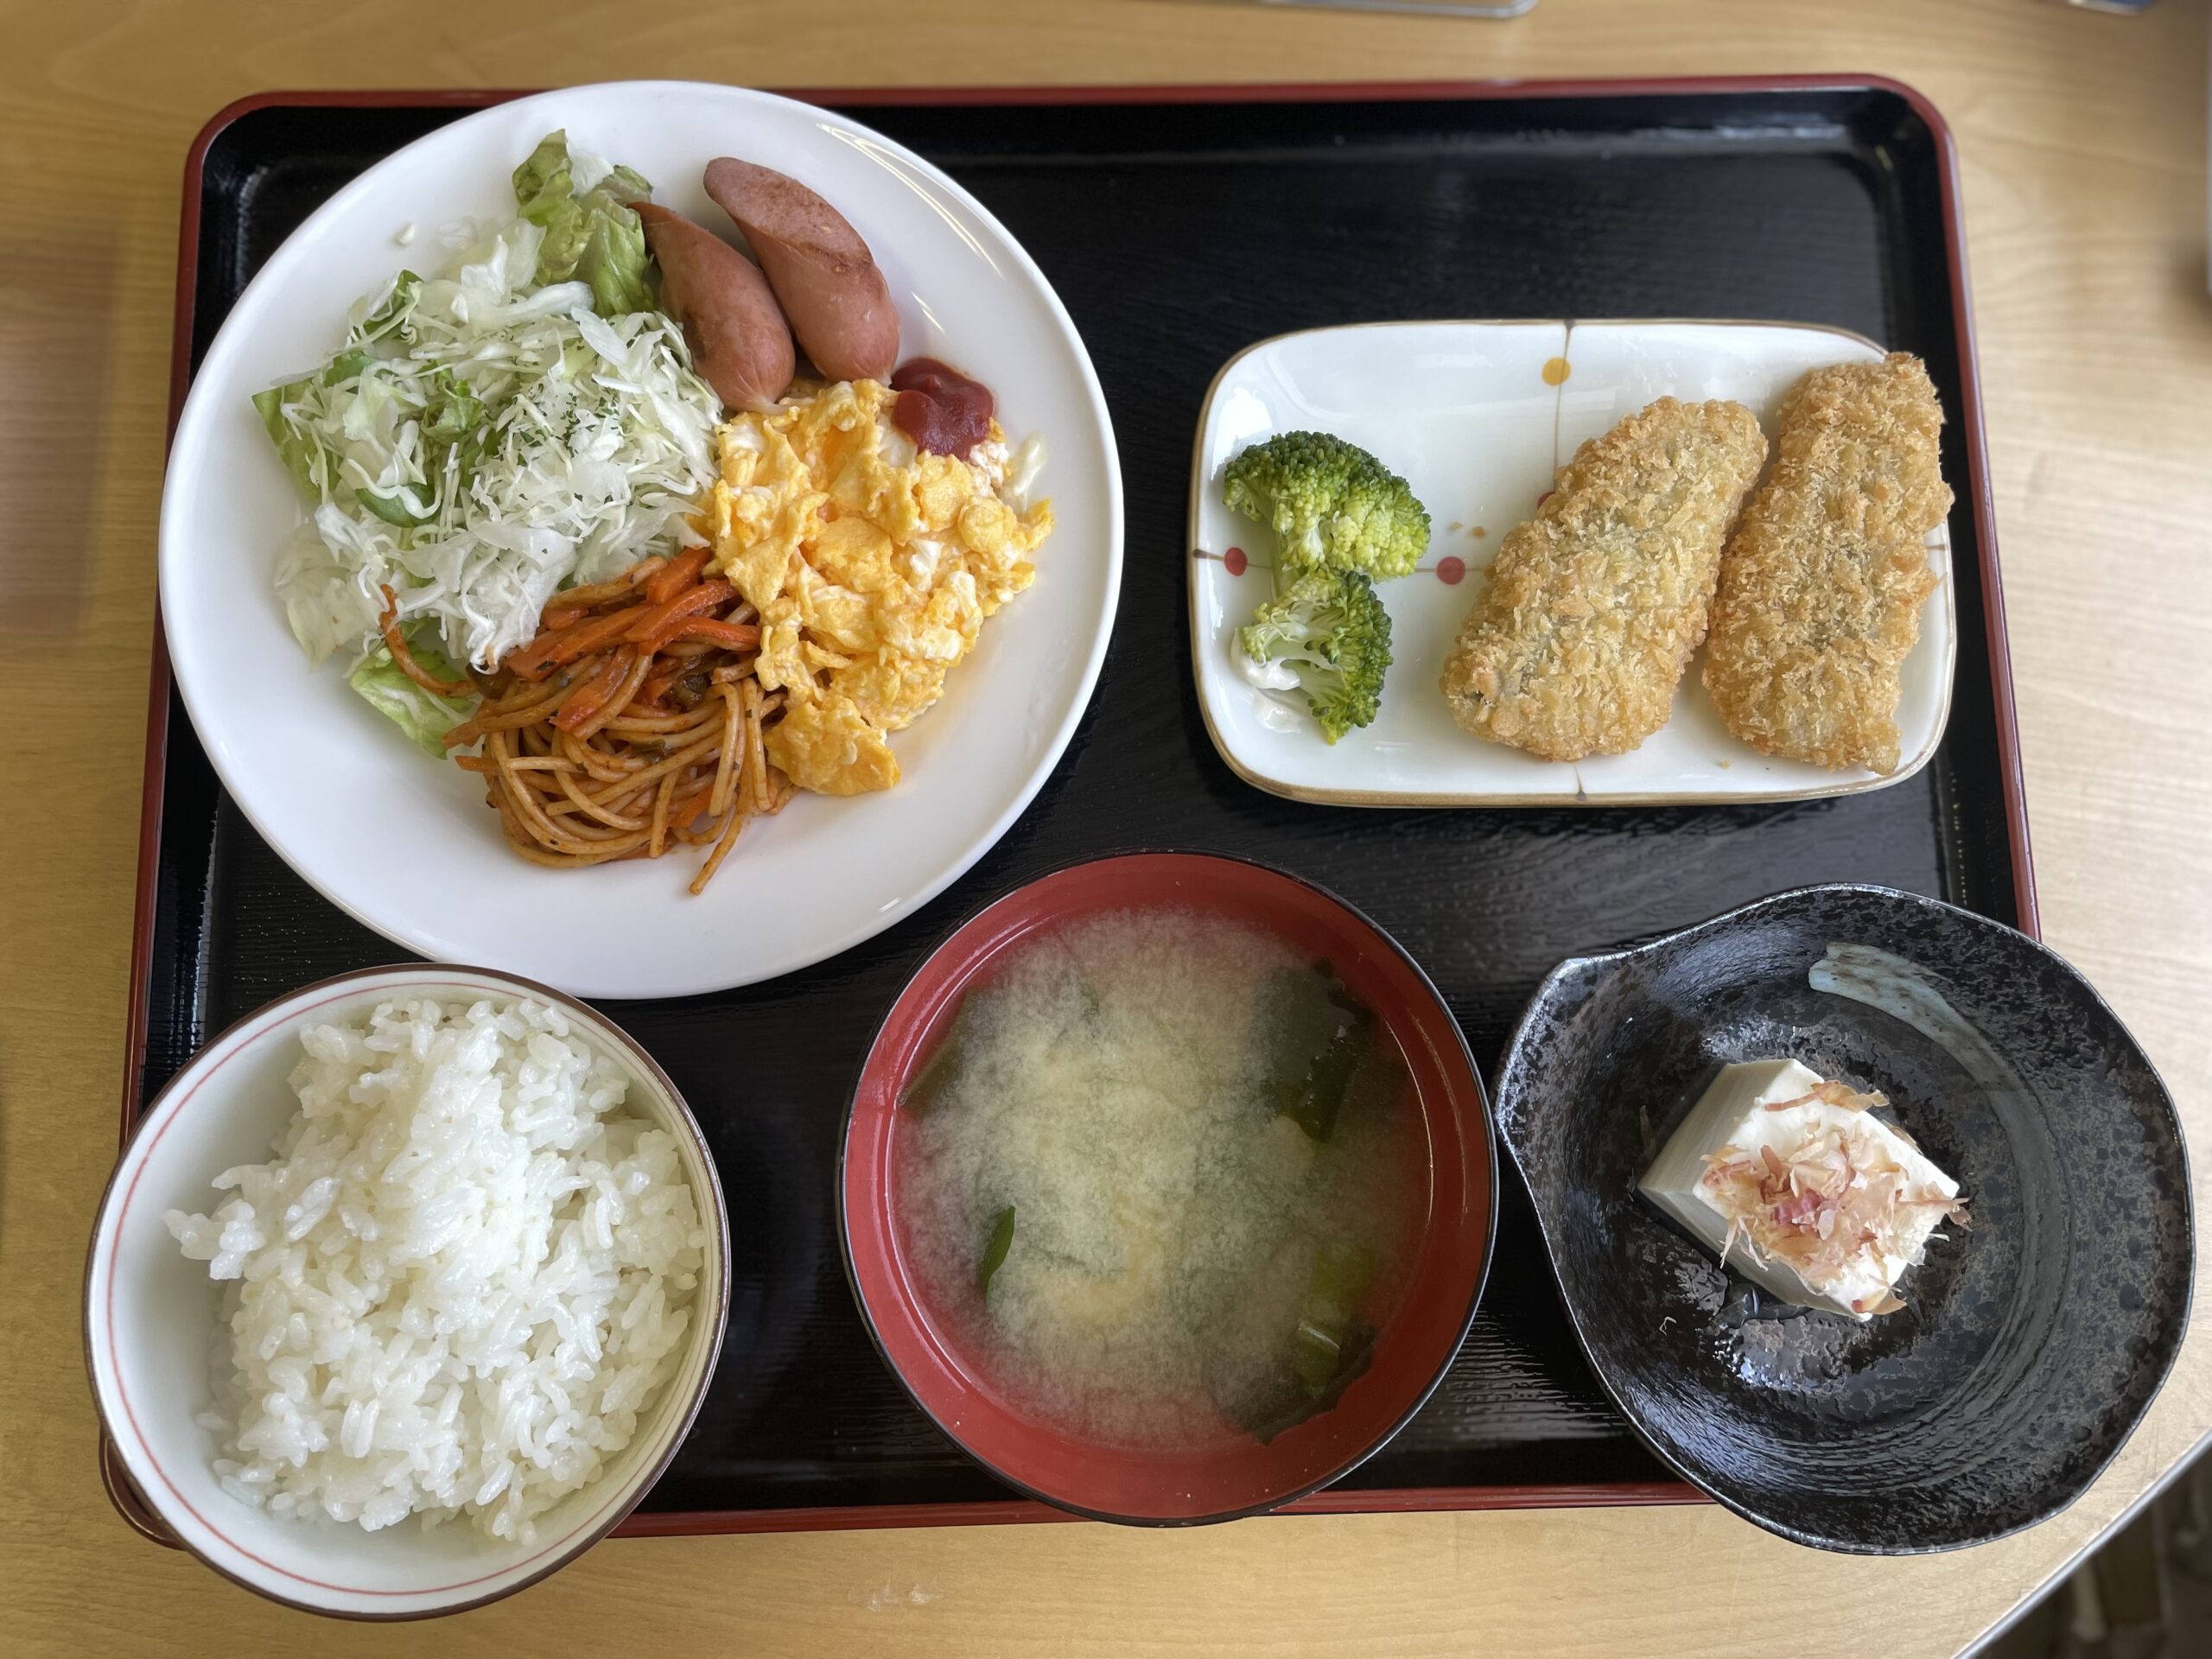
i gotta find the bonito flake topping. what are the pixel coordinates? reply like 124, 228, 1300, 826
1699, 1082, 1970, 1316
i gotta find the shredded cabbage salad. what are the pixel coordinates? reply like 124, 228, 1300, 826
252, 134, 720, 751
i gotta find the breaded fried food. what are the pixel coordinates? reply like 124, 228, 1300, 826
1702, 353, 1953, 773
1439, 397, 1767, 761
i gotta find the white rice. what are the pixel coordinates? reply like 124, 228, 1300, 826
163, 995, 706, 1542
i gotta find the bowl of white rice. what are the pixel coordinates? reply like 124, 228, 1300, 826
84, 966, 728, 1618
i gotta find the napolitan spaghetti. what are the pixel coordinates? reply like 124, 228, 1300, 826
414, 547, 792, 893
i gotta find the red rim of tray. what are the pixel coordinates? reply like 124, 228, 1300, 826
840, 851, 1497, 1525
110, 72, 2030, 1544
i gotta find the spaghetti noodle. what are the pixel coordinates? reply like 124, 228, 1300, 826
439, 551, 792, 893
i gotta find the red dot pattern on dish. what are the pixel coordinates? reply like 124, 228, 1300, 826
1437, 556, 1465, 586
1224, 546, 1248, 577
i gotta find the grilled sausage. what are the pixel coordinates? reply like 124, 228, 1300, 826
702, 158, 898, 382
633, 200, 794, 410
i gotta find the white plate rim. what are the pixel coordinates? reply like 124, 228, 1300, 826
1185, 317, 1957, 808
158, 81, 1124, 999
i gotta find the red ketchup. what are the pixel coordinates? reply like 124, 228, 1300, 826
889, 357, 995, 457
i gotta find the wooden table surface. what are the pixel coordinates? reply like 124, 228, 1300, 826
4, 2, 2208, 1653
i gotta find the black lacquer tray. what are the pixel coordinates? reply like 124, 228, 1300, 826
112, 77, 2029, 1540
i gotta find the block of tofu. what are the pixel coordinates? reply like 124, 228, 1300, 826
1638, 1058, 1965, 1319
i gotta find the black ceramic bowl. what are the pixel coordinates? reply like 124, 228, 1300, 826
1492, 885, 2191, 1554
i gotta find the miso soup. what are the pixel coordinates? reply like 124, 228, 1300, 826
893, 907, 1426, 1450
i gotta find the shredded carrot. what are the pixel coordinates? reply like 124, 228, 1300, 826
550, 556, 667, 611
638, 664, 693, 707
645, 545, 711, 606
526, 608, 641, 672
623, 580, 737, 649
657, 620, 761, 652
568, 651, 653, 741
550, 648, 637, 733
504, 620, 588, 682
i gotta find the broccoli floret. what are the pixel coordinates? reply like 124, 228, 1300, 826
1238, 566, 1393, 743
1223, 431, 1431, 580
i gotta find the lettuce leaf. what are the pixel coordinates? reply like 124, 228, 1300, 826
347, 622, 474, 755
512, 130, 654, 316
356, 270, 421, 341
512, 132, 577, 225
252, 278, 420, 499
252, 379, 330, 496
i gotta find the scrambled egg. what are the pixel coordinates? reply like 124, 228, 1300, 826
703, 379, 1052, 796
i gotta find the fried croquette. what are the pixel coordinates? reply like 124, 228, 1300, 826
1702, 353, 1952, 774
1439, 397, 1767, 761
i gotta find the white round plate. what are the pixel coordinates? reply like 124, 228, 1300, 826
161, 82, 1122, 999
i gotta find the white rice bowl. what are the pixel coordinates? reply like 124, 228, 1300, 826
163, 995, 705, 1543
86, 969, 728, 1618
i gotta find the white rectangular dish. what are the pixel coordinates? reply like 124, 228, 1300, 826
1187, 320, 1956, 806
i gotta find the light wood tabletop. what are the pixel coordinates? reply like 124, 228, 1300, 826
4, 2, 2208, 1653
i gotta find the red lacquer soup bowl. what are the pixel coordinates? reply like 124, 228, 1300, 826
839, 852, 1497, 1524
